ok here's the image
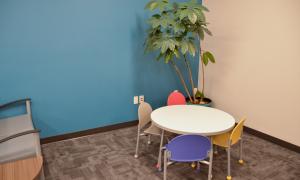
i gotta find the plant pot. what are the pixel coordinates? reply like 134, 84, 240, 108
186, 97, 212, 107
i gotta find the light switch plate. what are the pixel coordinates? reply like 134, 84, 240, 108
134, 96, 139, 104
139, 95, 144, 103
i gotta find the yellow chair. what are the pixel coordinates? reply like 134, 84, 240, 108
213, 118, 246, 180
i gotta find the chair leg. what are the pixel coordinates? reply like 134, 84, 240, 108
134, 128, 140, 158
163, 150, 168, 180
208, 138, 213, 180
147, 135, 151, 145
156, 130, 164, 171
238, 138, 244, 164
227, 145, 232, 180
191, 162, 196, 168
196, 161, 201, 172
213, 144, 218, 155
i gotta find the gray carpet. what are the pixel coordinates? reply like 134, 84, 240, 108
42, 126, 300, 180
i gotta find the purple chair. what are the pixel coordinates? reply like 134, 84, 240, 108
163, 135, 213, 180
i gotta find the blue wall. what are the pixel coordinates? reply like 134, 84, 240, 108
0, 0, 199, 138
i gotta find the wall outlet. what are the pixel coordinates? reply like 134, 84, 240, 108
139, 95, 144, 103
133, 96, 139, 104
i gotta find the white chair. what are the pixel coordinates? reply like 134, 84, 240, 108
134, 102, 162, 158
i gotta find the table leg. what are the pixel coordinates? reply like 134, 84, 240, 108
157, 129, 164, 171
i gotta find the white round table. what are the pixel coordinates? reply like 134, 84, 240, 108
151, 105, 235, 136
151, 105, 235, 173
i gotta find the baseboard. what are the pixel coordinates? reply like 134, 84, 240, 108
41, 120, 300, 153
244, 126, 300, 153
41, 120, 138, 144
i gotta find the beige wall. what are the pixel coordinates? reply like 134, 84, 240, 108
201, 0, 300, 146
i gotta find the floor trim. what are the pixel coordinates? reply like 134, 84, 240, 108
41, 120, 138, 144
244, 126, 300, 153
41, 120, 300, 153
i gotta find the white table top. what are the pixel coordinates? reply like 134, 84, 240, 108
151, 105, 235, 136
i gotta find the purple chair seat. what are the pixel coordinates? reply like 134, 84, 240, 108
165, 134, 211, 162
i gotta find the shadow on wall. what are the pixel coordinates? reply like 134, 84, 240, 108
130, 15, 183, 109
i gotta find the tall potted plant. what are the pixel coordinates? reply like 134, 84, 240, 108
144, 0, 215, 105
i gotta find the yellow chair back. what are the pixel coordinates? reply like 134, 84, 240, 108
230, 118, 246, 145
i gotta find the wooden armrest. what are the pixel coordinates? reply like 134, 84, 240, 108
0, 129, 40, 144
0, 98, 31, 110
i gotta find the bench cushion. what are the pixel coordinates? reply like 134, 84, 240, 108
0, 114, 40, 164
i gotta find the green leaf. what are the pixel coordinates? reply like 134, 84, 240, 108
161, 41, 168, 53
181, 41, 189, 54
145, 1, 159, 11
188, 12, 197, 24
188, 41, 196, 56
198, 28, 204, 40
168, 40, 176, 51
161, 19, 168, 28
178, 2, 188, 9
152, 14, 161, 18
148, 14, 163, 28
194, 5, 209, 12
174, 48, 180, 58
202, 53, 209, 66
174, 22, 185, 33
195, 90, 204, 98
194, 9, 205, 22
153, 39, 161, 49
178, 9, 190, 20
158, 0, 169, 11
200, 5, 209, 12
203, 27, 212, 36
149, 18, 160, 28
165, 52, 173, 63
205, 51, 216, 63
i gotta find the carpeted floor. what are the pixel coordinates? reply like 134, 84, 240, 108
42, 126, 300, 180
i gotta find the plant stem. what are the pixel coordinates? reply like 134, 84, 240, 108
183, 55, 196, 101
198, 35, 205, 98
201, 53, 205, 95
170, 60, 193, 103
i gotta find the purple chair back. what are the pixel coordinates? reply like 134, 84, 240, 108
165, 134, 211, 162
